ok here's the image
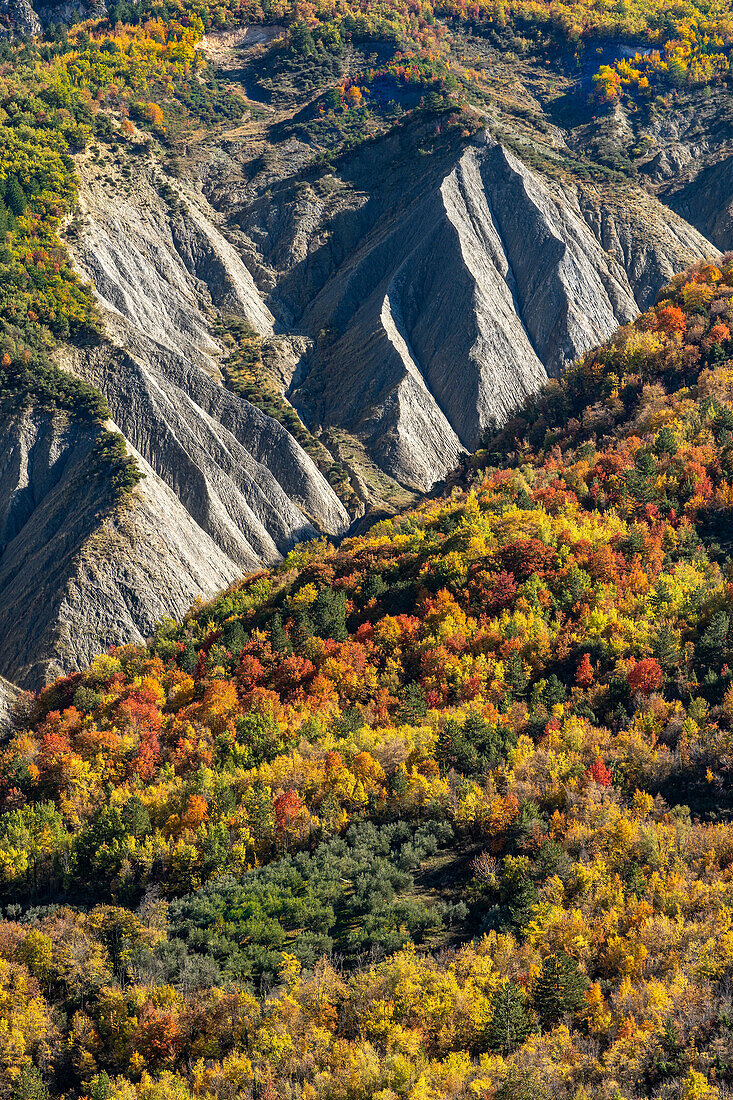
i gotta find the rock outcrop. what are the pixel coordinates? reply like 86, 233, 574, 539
61, 332, 349, 569
0, 0, 40, 35
604, 88, 733, 253
75, 160, 273, 372
0, 159, 352, 689
0, 676, 19, 734
67, 156, 350, 561
264, 137, 716, 490
664, 157, 733, 253
0, 409, 242, 688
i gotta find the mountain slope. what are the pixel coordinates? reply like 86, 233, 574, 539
0, 124, 714, 686
284, 136, 713, 488
0, 408, 243, 687
0, 9, 725, 690
1, 259, 733, 1100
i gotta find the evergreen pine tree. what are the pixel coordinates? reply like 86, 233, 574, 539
12, 1067, 48, 1100
533, 952, 588, 1027
5, 177, 26, 216
311, 588, 347, 642
500, 856, 539, 931
486, 981, 534, 1053
398, 682, 427, 722
181, 640, 197, 674
696, 610, 730, 664
653, 621, 680, 671
667, 55, 687, 86
543, 674, 566, 707
224, 620, 246, 657
270, 612, 293, 654
654, 426, 678, 455
291, 610, 314, 652
436, 719, 454, 768
505, 650, 528, 695
88, 1075, 112, 1100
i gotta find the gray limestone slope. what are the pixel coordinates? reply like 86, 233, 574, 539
67, 156, 350, 556
0, 676, 20, 734
576, 184, 719, 308
664, 157, 733, 253
620, 89, 733, 254
0, 409, 241, 690
0, 152, 350, 691
286, 136, 715, 492
74, 157, 273, 373
60, 330, 347, 568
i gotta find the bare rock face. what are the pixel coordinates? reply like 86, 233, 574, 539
608, 89, 733, 254
0, 158, 351, 690
73, 135, 715, 507
281, 137, 715, 491
33, 0, 105, 26
49, 445, 243, 684
61, 332, 349, 568
67, 158, 350, 560
74, 162, 273, 373
664, 157, 733, 252
0, 676, 19, 733
0, 409, 242, 688
0, 0, 40, 36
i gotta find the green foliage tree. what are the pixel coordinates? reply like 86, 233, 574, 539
5, 176, 26, 217
12, 1067, 48, 1100
533, 952, 589, 1028
653, 621, 681, 671
485, 981, 534, 1053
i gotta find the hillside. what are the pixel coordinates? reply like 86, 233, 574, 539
0, 260, 732, 1099
1, 0, 731, 684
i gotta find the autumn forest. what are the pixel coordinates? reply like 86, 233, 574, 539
2, 0, 733, 1086
0, 259, 730, 1100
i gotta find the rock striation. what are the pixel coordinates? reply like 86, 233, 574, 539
270, 136, 716, 490
66, 158, 350, 562
664, 157, 733, 253
0, 159, 351, 689
0, 676, 19, 734
0, 409, 242, 688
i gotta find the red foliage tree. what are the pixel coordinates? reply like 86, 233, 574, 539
272, 655, 316, 701
655, 305, 687, 337
487, 570, 518, 611
236, 655, 265, 694
627, 658, 664, 696
575, 653, 594, 687
586, 758, 612, 786
498, 539, 558, 582
274, 789, 303, 831
133, 1007, 182, 1069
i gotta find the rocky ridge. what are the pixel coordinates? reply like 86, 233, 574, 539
204, 131, 715, 490
0, 409, 243, 688
0, 155, 352, 689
